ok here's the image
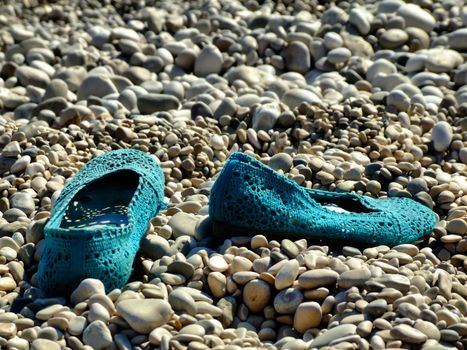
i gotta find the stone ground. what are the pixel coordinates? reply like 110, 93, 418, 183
0, 0, 466, 349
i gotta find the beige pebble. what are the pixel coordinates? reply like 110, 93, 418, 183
390, 324, 427, 344
251, 235, 268, 249
0, 322, 16, 338
243, 279, 271, 313
293, 302, 322, 333
208, 255, 229, 272
298, 269, 339, 289
275, 259, 299, 290
207, 272, 227, 298
0, 277, 16, 291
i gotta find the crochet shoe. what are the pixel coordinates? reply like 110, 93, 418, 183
37, 149, 165, 296
209, 152, 437, 246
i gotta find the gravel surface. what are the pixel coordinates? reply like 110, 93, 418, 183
0, 0, 466, 349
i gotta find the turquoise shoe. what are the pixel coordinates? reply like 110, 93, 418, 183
209, 152, 437, 246
37, 149, 166, 296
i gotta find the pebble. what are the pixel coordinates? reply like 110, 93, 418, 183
390, 324, 428, 344
282, 89, 321, 109
327, 48, 351, 64
252, 103, 280, 131
293, 302, 322, 333
448, 28, 467, 50
70, 279, 105, 305
269, 153, 293, 172
283, 41, 311, 74
16, 66, 50, 88
31, 339, 61, 350
77, 74, 118, 100
82, 320, 113, 350
168, 212, 199, 238
138, 94, 180, 114
396, 4, 436, 32
243, 279, 271, 313
298, 269, 339, 289
309, 325, 357, 348
274, 287, 303, 314
275, 259, 299, 290
431, 121, 453, 152
194, 45, 223, 77
208, 255, 229, 272
337, 269, 371, 288
116, 299, 173, 333
380, 29, 408, 49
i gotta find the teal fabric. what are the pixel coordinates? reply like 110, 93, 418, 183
209, 152, 437, 246
37, 149, 165, 295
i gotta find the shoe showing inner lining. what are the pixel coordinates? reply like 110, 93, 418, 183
60, 170, 140, 229
311, 195, 378, 214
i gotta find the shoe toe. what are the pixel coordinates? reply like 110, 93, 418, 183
382, 197, 436, 243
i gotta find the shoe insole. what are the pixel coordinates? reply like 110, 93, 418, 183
322, 203, 351, 213
309, 192, 377, 213
60, 170, 139, 229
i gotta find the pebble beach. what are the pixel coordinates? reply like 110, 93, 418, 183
0, 0, 467, 349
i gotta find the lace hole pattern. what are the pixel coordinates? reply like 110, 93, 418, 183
209, 152, 437, 246
37, 149, 165, 295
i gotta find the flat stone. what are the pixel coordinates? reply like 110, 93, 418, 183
243, 279, 271, 313
327, 47, 351, 64
396, 3, 436, 32
299, 269, 339, 289
275, 259, 299, 290
77, 74, 118, 100
194, 45, 223, 77
2, 141, 21, 158
375, 275, 410, 293
282, 41, 311, 74
424, 49, 463, 73
282, 89, 321, 109
432, 121, 453, 153
207, 272, 226, 298
379, 29, 408, 49
9, 192, 35, 216
168, 289, 197, 315
168, 212, 199, 238
391, 324, 428, 344
82, 320, 113, 350
0, 322, 16, 338
31, 339, 61, 350
116, 299, 173, 333
16, 66, 50, 88
448, 28, 467, 50
293, 302, 322, 333
252, 103, 280, 131
269, 153, 293, 172
274, 287, 304, 314
447, 219, 467, 235
138, 93, 180, 114
337, 269, 371, 288
140, 235, 174, 260
208, 255, 229, 272
309, 325, 357, 348
68, 316, 87, 336
349, 8, 372, 35
70, 279, 105, 305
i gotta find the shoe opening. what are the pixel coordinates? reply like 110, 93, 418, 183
60, 170, 140, 229
313, 196, 377, 214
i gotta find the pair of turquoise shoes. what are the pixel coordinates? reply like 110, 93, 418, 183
37, 150, 437, 295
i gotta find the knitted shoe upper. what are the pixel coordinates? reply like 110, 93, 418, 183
209, 152, 437, 246
37, 149, 165, 295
